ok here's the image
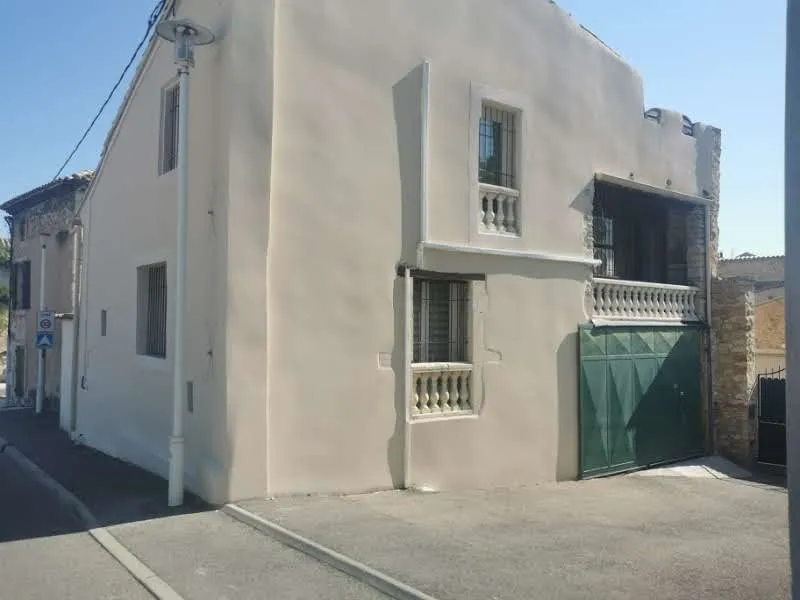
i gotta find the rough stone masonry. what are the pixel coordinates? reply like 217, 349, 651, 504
711, 277, 756, 464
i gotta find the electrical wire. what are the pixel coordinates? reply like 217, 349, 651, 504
52, 0, 166, 181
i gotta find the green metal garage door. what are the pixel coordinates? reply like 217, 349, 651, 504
579, 326, 705, 478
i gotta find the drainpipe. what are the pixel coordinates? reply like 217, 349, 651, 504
68, 218, 83, 434
416, 60, 431, 269
703, 204, 714, 453
403, 266, 413, 489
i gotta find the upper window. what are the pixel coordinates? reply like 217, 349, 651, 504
160, 83, 180, 174
479, 103, 517, 189
413, 279, 470, 363
137, 262, 167, 358
17, 217, 26, 241
11, 261, 31, 310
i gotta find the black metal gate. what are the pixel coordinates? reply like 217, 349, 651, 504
757, 367, 786, 466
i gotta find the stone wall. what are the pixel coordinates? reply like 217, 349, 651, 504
16, 191, 77, 241
711, 277, 756, 463
694, 124, 721, 278
755, 298, 785, 350
718, 255, 784, 283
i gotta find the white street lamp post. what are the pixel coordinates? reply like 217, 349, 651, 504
35, 234, 49, 414
156, 18, 215, 508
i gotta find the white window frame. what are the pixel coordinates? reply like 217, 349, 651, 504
468, 84, 530, 246
158, 79, 180, 175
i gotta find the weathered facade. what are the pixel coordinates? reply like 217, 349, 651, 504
1, 172, 91, 410
73, 0, 719, 503
710, 278, 757, 464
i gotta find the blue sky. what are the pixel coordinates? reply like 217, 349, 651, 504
0, 1, 787, 256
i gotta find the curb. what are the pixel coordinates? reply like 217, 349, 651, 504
222, 503, 439, 600
0, 436, 183, 600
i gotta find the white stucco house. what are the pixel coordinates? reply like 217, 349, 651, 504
71, 0, 721, 503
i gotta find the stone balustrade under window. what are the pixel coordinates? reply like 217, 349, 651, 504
593, 278, 701, 323
411, 363, 473, 418
479, 183, 520, 236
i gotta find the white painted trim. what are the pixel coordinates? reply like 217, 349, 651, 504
402, 267, 412, 489
420, 241, 600, 267
593, 277, 699, 292
418, 61, 430, 268
411, 412, 479, 423
591, 319, 701, 328
468, 83, 532, 248
595, 172, 711, 205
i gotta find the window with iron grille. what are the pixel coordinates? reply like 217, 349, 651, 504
137, 263, 167, 358
413, 280, 470, 363
479, 103, 517, 189
160, 83, 180, 174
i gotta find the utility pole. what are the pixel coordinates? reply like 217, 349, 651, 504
786, 0, 799, 595
35, 234, 48, 414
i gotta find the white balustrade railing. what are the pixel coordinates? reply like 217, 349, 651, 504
479, 183, 520, 236
411, 363, 473, 417
593, 278, 701, 322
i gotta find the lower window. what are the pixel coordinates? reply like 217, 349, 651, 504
411, 278, 474, 417
413, 279, 469, 363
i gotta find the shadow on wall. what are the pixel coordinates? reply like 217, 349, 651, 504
556, 333, 579, 480
392, 63, 425, 265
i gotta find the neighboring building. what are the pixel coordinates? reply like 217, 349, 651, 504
0, 172, 92, 409
73, 0, 720, 503
719, 254, 785, 372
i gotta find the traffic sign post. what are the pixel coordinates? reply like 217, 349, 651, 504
36, 332, 54, 349
38, 310, 56, 333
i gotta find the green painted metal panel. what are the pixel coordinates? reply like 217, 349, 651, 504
578, 325, 704, 478
607, 358, 635, 470
580, 360, 609, 474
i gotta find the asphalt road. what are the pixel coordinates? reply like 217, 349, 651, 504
0, 450, 150, 599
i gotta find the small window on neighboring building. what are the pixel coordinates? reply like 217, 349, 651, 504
160, 83, 180, 174
479, 103, 517, 189
100, 310, 108, 337
18, 217, 26, 241
413, 279, 470, 363
10, 261, 31, 310
137, 263, 167, 358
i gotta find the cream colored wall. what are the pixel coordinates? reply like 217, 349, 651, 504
264, 0, 716, 495
75, 1, 233, 502
73, 0, 718, 503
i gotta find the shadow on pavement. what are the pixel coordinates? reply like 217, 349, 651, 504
0, 410, 212, 544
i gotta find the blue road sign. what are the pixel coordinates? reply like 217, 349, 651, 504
36, 332, 54, 349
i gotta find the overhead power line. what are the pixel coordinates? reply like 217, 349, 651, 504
52, 0, 166, 180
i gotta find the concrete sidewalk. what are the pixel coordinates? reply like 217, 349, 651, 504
0, 410, 393, 599
0, 410, 208, 526
239, 475, 789, 600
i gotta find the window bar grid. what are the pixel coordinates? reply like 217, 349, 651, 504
479, 104, 517, 189
412, 280, 470, 364
145, 264, 167, 358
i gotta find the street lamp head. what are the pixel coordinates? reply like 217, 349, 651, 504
156, 19, 215, 69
